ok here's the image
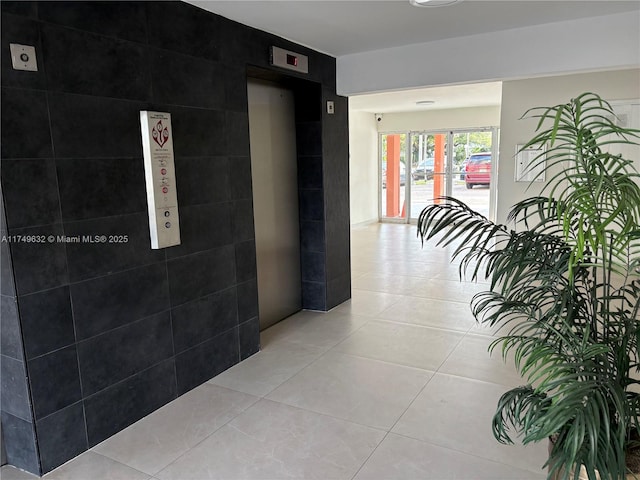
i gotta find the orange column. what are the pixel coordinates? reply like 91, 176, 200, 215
386, 135, 400, 217
433, 134, 445, 204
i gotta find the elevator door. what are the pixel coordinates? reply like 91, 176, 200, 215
247, 79, 302, 331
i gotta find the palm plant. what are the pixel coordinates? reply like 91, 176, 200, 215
417, 93, 640, 480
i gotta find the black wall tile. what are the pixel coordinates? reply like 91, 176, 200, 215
170, 107, 226, 157
302, 281, 325, 311
232, 199, 255, 243
0, 235, 16, 296
300, 220, 324, 253
296, 122, 322, 156
174, 156, 230, 207
299, 189, 324, 222
228, 156, 252, 201
325, 185, 349, 226
294, 83, 322, 122
1, 15, 46, 90
41, 24, 150, 101
48, 93, 145, 158
151, 50, 225, 109
147, 1, 221, 61
171, 288, 238, 354
301, 251, 325, 282
37, 1, 148, 43
70, 263, 170, 340
0, 296, 22, 360
1, 2, 37, 17
167, 246, 235, 306
234, 240, 256, 284
224, 65, 248, 112
77, 312, 173, 396
9, 224, 68, 295
224, 111, 250, 156
56, 157, 147, 222
239, 318, 259, 360
64, 213, 164, 282
219, 22, 269, 68
175, 327, 238, 395
0, 1, 347, 473
237, 279, 258, 323
36, 402, 87, 474
298, 156, 323, 189
166, 203, 233, 259
1, 188, 7, 232
0, 355, 31, 421
28, 345, 81, 419
1, 412, 39, 475
326, 219, 351, 280
327, 273, 351, 310
84, 359, 176, 447
19, 286, 74, 360
319, 56, 338, 91
1, 158, 60, 229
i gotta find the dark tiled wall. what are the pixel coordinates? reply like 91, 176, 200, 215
0, 190, 39, 474
0, 0, 349, 475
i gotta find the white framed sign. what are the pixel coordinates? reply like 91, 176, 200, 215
515, 144, 546, 183
140, 111, 181, 249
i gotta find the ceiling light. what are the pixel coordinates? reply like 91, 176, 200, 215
410, 0, 464, 7
416, 100, 436, 106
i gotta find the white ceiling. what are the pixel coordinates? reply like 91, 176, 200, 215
190, 0, 639, 57
188, 0, 639, 113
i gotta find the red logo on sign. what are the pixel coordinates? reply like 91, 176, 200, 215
152, 120, 170, 148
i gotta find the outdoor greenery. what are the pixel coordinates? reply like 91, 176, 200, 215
417, 93, 640, 479
381, 131, 492, 173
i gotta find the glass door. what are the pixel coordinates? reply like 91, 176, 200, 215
409, 132, 448, 220
409, 128, 496, 222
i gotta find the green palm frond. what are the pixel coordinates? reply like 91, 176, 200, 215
417, 93, 640, 480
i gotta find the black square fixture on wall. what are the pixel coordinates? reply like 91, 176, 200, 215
0, 0, 350, 475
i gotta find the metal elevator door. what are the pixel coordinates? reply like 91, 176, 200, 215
247, 79, 302, 331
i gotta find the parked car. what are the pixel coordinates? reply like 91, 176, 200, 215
465, 152, 491, 189
459, 158, 469, 180
412, 159, 435, 181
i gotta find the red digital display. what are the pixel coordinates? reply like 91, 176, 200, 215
286, 54, 298, 67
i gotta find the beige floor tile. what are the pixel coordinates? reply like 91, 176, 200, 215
266, 351, 433, 430
0, 466, 39, 480
331, 289, 404, 318
334, 320, 464, 370
260, 309, 370, 349
352, 272, 425, 295
92, 384, 258, 475
209, 340, 326, 397
377, 295, 476, 332
410, 277, 487, 303
392, 373, 548, 474
44, 451, 150, 480
354, 433, 545, 480
155, 399, 384, 480
439, 333, 525, 387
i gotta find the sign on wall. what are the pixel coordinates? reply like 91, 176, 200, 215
140, 111, 181, 249
515, 144, 546, 183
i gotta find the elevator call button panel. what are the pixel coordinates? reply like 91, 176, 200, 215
140, 111, 181, 249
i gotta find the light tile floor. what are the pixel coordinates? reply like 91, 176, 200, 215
1, 223, 547, 480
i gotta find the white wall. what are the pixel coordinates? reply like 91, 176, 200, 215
337, 11, 640, 96
497, 68, 640, 224
349, 105, 501, 225
349, 109, 379, 225
377, 105, 500, 132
